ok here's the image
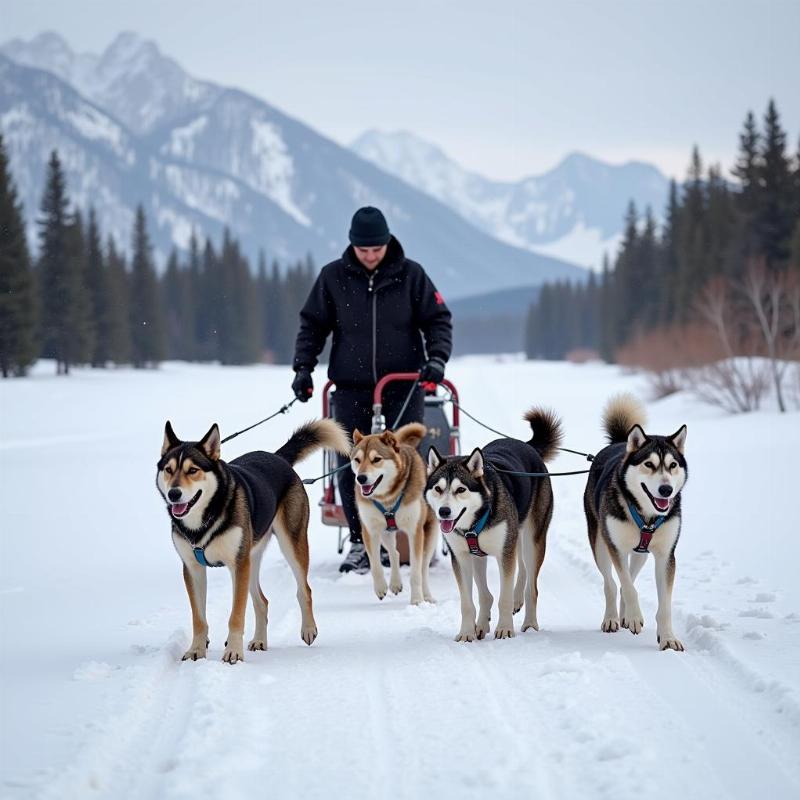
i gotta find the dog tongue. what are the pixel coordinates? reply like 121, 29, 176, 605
171, 503, 189, 517
360, 484, 374, 496
654, 498, 670, 512
440, 519, 456, 534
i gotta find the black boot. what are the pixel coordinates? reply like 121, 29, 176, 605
339, 540, 370, 574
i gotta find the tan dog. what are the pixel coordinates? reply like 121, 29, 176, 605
351, 424, 437, 604
156, 419, 349, 663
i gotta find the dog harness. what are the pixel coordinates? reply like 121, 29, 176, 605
454, 506, 491, 557
627, 501, 667, 553
193, 546, 224, 568
372, 492, 405, 531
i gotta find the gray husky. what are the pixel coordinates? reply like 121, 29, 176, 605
584, 394, 688, 651
426, 409, 562, 641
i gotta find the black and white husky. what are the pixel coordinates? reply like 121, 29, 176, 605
584, 394, 688, 651
425, 409, 562, 641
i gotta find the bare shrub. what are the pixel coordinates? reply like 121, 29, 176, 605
691, 278, 771, 412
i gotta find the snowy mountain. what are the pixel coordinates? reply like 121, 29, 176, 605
0, 33, 585, 299
351, 130, 671, 269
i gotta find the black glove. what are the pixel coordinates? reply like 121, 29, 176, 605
292, 368, 314, 402
419, 357, 446, 385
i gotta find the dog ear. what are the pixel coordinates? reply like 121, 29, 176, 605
352, 429, 364, 445
427, 446, 443, 475
380, 430, 398, 451
669, 425, 687, 453
199, 423, 221, 460
162, 421, 180, 456
626, 425, 647, 453
466, 447, 484, 477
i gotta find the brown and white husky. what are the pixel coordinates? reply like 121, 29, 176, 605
351, 423, 438, 605
156, 419, 349, 663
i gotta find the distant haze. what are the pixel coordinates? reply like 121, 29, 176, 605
2, 0, 798, 182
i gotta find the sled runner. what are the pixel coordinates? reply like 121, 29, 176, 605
320, 372, 461, 557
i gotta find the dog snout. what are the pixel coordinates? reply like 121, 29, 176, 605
167, 487, 183, 502
658, 484, 673, 498
356, 474, 368, 485
439, 506, 452, 519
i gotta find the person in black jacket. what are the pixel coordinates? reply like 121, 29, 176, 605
292, 206, 452, 573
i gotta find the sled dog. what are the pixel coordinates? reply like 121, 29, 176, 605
425, 409, 561, 641
156, 419, 349, 663
352, 423, 438, 604
583, 394, 688, 650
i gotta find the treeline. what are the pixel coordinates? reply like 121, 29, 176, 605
525, 100, 800, 361
0, 142, 315, 376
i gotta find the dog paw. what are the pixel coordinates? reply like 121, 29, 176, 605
390, 579, 403, 595
247, 639, 267, 651
658, 634, 685, 652
301, 625, 318, 646
455, 627, 477, 642
374, 578, 389, 600
222, 643, 244, 664
601, 617, 620, 633
423, 593, 437, 604
476, 619, 491, 639
522, 617, 539, 632
181, 646, 207, 661
621, 614, 644, 635
494, 624, 515, 640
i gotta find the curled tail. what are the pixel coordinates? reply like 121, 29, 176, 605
393, 422, 427, 449
276, 419, 350, 465
523, 407, 563, 463
602, 394, 647, 444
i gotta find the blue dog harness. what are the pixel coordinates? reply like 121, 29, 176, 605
627, 501, 667, 554
372, 492, 404, 531
193, 546, 224, 568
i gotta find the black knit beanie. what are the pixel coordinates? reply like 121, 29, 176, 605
348, 206, 391, 247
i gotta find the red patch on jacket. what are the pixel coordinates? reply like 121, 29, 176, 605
434, 291, 445, 305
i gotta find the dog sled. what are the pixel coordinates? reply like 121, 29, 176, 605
320, 372, 461, 557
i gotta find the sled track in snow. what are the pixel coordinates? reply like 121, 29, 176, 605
24, 540, 800, 800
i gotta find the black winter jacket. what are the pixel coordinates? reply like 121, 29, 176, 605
292, 237, 452, 388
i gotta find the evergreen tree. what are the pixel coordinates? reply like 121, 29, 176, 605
37, 151, 72, 373
758, 99, 794, 269
105, 235, 131, 364
660, 180, 681, 324
611, 201, 640, 346
183, 232, 200, 361
598, 253, 615, 361
675, 147, 707, 320
161, 247, 183, 360
85, 208, 108, 366
731, 110, 762, 262
196, 238, 220, 361
705, 164, 736, 278
129, 205, 165, 367
63, 209, 94, 366
0, 134, 37, 376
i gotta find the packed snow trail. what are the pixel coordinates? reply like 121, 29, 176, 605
1, 360, 798, 799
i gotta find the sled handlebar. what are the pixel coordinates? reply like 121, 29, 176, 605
321, 374, 459, 428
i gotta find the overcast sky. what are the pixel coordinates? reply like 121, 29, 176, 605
3, 0, 799, 181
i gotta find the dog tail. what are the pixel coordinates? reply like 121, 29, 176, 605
393, 422, 427, 448
602, 394, 647, 444
523, 407, 563, 463
276, 419, 350, 465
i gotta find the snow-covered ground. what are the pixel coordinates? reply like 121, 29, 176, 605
1, 357, 798, 800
